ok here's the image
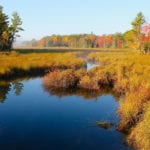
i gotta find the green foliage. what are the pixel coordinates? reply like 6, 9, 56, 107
0, 6, 23, 51
123, 30, 136, 49
0, 6, 9, 50
8, 12, 23, 49
131, 12, 145, 50
132, 12, 145, 31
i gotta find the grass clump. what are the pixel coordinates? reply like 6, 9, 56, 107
96, 121, 113, 129
127, 102, 150, 150
42, 69, 80, 89
79, 74, 99, 90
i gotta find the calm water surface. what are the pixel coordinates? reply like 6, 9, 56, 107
0, 77, 131, 150
87, 63, 98, 70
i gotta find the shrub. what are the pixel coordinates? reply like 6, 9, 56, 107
42, 69, 79, 89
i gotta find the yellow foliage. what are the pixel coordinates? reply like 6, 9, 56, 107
2, 31, 8, 41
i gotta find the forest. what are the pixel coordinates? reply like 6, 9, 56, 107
23, 12, 150, 52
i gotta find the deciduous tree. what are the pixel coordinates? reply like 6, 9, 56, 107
8, 12, 23, 50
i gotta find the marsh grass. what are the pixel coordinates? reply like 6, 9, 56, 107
127, 102, 150, 150
42, 69, 80, 89
2, 49, 150, 149
87, 51, 150, 149
0, 51, 86, 79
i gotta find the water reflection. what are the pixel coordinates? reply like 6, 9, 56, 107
42, 81, 118, 100
0, 80, 24, 102
12, 81, 24, 96
0, 79, 116, 102
0, 77, 118, 102
0, 62, 99, 102
87, 63, 98, 70
0, 77, 131, 150
0, 82, 11, 102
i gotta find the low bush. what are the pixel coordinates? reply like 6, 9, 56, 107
42, 69, 79, 89
79, 74, 99, 90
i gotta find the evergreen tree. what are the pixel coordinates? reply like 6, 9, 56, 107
0, 6, 23, 51
8, 12, 23, 50
131, 12, 145, 51
0, 6, 9, 50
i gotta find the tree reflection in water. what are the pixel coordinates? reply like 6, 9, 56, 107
0, 80, 23, 103
0, 82, 11, 102
12, 81, 24, 96
0, 77, 118, 102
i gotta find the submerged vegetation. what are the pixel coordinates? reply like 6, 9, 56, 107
96, 121, 114, 129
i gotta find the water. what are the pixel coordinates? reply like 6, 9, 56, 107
87, 63, 98, 70
0, 77, 131, 150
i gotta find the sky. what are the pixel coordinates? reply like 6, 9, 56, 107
0, 0, 150, 41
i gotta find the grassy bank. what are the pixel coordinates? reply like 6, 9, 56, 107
0, 51, 86, 79
87, 51, 150, 149
42, 50, 150, 149
12, 47, 133, 55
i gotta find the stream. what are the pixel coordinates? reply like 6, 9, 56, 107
0, 63, 131, 150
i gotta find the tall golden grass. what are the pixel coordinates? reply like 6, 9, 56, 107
1, 49, 150, 149
0, 51, 86, 79
87, 51, 150, 149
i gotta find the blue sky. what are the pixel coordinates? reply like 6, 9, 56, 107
1, 0, 150, 41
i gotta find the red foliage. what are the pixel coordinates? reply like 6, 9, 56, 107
97, 36, 105, 47
141, 24, 150, 35
106, 35, 112, 45
142, 36, 150, 42
117, 40, 123, 48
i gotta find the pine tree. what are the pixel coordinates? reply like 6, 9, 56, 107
131, 12, 145, 51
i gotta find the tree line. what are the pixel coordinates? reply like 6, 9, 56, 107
24, 12, 150, 52
0, 6, 23, 51
0, 5, 150, 52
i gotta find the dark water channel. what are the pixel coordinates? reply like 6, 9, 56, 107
0, 63, 131, 150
